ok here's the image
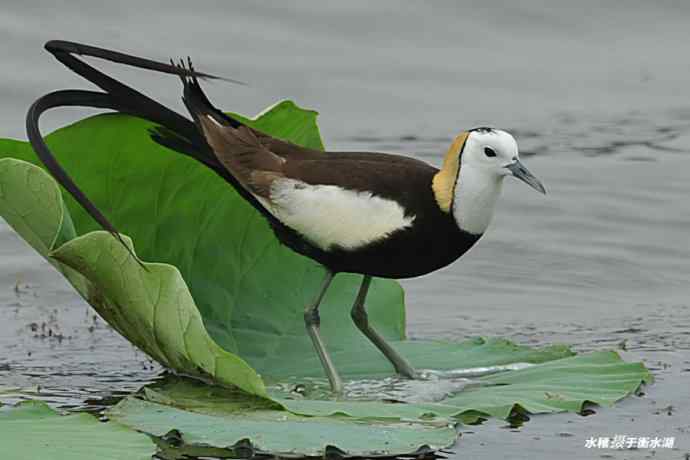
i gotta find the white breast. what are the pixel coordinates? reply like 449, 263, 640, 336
262, 178, 415, 251
452, 165, 503, 235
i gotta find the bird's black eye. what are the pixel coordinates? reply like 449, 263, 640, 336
484, 147, 497, 158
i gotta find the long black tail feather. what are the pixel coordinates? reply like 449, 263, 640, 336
26, 89, 138, 259
174, 57, 241, 130
25, 40, 246, 266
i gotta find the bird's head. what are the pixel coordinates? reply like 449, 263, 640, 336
461, 127, 546, 194
432, 127, 545, 235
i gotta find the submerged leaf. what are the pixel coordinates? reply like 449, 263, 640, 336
444, 350, 653, 420
0, 400, 155, 460
131, 350, 651, 425
105, 352, 651, 457
108, 396, 457, 457
273, 350, 651, 422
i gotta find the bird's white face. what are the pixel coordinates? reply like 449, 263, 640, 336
462, 128, 518, 174
452, 127, 545, 235
460, 127, 546, 193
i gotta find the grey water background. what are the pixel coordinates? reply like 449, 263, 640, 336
1, 1, 689, 458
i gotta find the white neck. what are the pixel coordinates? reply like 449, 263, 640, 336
452, 165, 504, 235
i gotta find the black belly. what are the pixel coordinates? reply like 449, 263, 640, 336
329, 224, 481, 278
269, 212, 482, 279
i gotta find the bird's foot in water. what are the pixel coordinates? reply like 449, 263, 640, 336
418, 362, 534, 380
273, 368, 510, 402
394, 362, 420, 380
343, 374, 485, 402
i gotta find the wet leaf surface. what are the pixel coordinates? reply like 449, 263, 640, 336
108, 395, 458, 457
0, 400, 155, 460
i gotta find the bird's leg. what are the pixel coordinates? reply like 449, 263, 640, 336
304, 270, 343, 394
350, 276, 418, 378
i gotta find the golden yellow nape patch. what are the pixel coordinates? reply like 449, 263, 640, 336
432, 132, 469, 213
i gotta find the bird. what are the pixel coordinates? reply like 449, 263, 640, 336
27, 41, 546, 393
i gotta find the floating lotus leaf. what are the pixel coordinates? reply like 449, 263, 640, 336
0, 400, 155, 460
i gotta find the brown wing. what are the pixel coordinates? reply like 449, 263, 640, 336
196, 119, 286, 195
255, 130, 433, 166
179, 64, 437, 205
253, 132, 323, 161
201, 115, 438, 209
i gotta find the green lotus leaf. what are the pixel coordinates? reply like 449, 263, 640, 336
0, 107, 406, 384
0, 157, 86, 293
107, 396, 458, 457
276, 350, 652, 422
105, 350, 652, 456
125, 350, 651, 425
0, 400, 155, 460
52, 231, 267, 396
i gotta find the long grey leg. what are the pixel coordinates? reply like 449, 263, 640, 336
350, 276, 418, 378
304, 270, 343, 393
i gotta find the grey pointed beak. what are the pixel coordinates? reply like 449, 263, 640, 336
506, 159, 546, 194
